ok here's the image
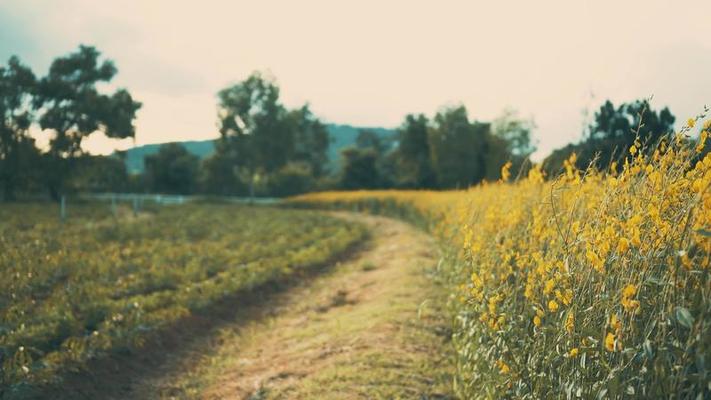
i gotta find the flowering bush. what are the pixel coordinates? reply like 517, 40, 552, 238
290, 117, 711, 398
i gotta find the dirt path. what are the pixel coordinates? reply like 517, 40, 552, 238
59, 213, 454, 399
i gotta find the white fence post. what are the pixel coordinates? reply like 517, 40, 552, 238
60, 195, 66, 222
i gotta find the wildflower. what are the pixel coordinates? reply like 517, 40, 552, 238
556, 288, 573, 306
586, 247, 605, 273
501, 161, 512, 182
548, 299, 559, 312
605, 332, 617, 352
497, 359, 510, 374
565, 312, 575, 334
610, 313, 621, 332
569, 348, 579, 357
688, 118, 695, 128
697, 130, 708, 153
630, 145, 637, 155
617, 237, 630, 254
543, 278, 555, 295
533, 315, 542, 327
621, 284, 640, 312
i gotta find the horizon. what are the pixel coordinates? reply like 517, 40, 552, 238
1, 0, 710, 161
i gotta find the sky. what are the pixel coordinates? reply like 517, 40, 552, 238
1, 0, 709, 160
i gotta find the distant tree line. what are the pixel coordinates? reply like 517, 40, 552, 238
338, 105, 536, 190
0, 47, 686, 200
543, 99, 677, 174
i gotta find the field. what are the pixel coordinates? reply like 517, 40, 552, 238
290, 122, 711, 398
0, 203, 366, 395
2, 123, 710, 399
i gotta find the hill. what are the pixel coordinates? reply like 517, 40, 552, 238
122, 124, 395, 174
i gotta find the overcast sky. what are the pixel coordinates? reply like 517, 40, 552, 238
1, 0, 709, 159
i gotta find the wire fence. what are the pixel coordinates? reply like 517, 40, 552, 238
50, 193, 282, 221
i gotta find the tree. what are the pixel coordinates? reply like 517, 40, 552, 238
266, 162, 315, 197
394, 114, 436, 188
217, 72, 291, 196
144, 143, 199, 194
0, 56, 39, 201
288, 105, 330, 177
355, 129, 386, 154
339, 147, 381, 189
35, 45, 141, 200
491, 108, 536, 157
486, 108, 536, 181
429, 106, 489, 188
544, 99, 675, 174
70, 154, 129, 193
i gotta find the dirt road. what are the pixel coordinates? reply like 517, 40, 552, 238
58, 213, 454, 399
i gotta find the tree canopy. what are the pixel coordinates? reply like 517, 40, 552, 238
544, 99, 675, 174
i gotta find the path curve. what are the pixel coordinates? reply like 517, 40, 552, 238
62, 213, 454, 399
195, 213, 453, 399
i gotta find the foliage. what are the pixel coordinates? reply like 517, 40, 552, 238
545, 99, 675, 175
429, 106, 490, 188
198, 149, 248, 196
266, 162, 315, 197
34, 45, 141, 200
0, 47, 140, 201
289, 113, 711, 398
288, 105, 331, 178
214, 73, 330, 197
68, 154, 130, 193
0, 204, 366, 394
394, 114, 436, 188
339, 147, 382, 190
0, 56, 38, 201
144, 143, 200, 194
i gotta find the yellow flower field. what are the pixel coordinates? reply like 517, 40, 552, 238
290, 118, 711, 398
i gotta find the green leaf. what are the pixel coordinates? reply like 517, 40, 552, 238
643, 339, 654, 359
675, 307, 694, 329
695, 228, 711, 237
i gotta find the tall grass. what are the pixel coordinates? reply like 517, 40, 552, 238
290, 117, 711, 398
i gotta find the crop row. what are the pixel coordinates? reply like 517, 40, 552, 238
0, 204, 366, 393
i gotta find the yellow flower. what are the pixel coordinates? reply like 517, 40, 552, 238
543, 278, 555, 295
569, 348, 579, 357
497, 359, 510, 374
688, 118, 696, 128
565, 312, 575, 334
617, 237, 630, 254
610, 313, 621, 332
548, 299, 559, 312
621, 284, 640, 312
533, 315, 542, 327
605, 332, 616, 352
556, 288, 573, 306
501, 161, 512, 182
629, 145, 637, 155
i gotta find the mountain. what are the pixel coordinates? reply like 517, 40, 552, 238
121, 124, 396, 174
